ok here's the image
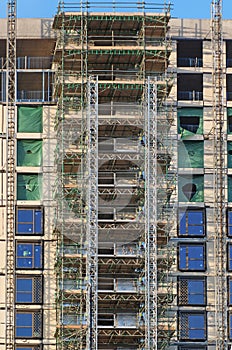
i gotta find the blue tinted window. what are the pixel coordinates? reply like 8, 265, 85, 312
228, 211, 232, 236
179, 278, 205, 305
179, 210, 204, 236
229, 279, 232, 305
16, 311, 42, 338
16, 313, 32, 337
16, 276, 42, 303
179, 244, 205, 271
229, 245, 232, 271
17, 208, 43, 234
230, 314, 232, 339
16, 243, 42, 269
180, 312, 206, 340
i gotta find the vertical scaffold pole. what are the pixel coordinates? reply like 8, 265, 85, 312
144, 78, 158, 350
86, 76, 98, 350
211, 1, 227, 349
5, 1, 16, 349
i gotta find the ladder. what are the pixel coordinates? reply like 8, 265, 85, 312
5, 1, 16, 349
211, 1, 227, 348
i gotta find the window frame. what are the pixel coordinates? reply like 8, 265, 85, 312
16, 275, 43, 304
178, 208, 205, 237
178, 243, 206, 272
179, 311, 207, 341
229, 311, 232, 340
227, 209, 232, 237
15, 310, 42, 339
16, 207, 43, 235
228, 244, 232, 271
178, 276, 206, 306
178, 347, 207, 350
15, 346, 42, 350
16, 241, 43, 270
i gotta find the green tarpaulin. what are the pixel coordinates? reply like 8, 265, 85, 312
17, 106, 43, 133
178, 141, 204, 168
17, 174, 42, 200
178, 175, 204, 202
178, 107, 203, 138
17, 140, 42, 166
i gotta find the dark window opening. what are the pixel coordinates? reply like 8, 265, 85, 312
98, 314, 114, 326
177, 74, 203, 101
227, 75, 232, 101
229, 116, 232, 133
226, 41, 232, 68
182, 183, 197, 201
179, 116, 200, 134
177, 40, 203, 68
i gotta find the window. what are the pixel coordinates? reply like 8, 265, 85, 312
16, 242, 43, 269
228, 210, 232, 237
16, 207, 43, 235
16, 347, 42, 350
179, 244, 205, 271
179, 277, 206, 305
229, 312, 232, 339
229, 244, 232, 271
229, 278, 232, 305
16, 311, 42, 338
179, 209, 205, 236
16, 276, 42, 303
179, 312, 206, 340
179, 347, 206, 350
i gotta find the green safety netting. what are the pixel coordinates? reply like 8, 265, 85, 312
17, 106, 43, 133
17, 140, 42, 167
178, 141, 204, 168
17, 174, 42, 200
178, 175, 204, 202
228, 108, 232, 134
178, 108, 203, 138
228, 142, 232, 168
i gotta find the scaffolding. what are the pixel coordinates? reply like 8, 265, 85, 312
211, 1, 227, 349
5, 1, 16, 349
53, 1, 175, 349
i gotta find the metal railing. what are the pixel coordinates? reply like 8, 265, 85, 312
178, 90, 203, 101
177, 57, 203, 67
17, 90, 53, 102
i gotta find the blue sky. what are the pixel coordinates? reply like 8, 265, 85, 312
0, 0, 231, 19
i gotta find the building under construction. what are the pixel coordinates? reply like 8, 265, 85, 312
0, 0, 232, 349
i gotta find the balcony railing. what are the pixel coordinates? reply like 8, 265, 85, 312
177, 57, 203, 68
0, 56, 52, 69
178, 90, 203, 101
17, 90, 53, 102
